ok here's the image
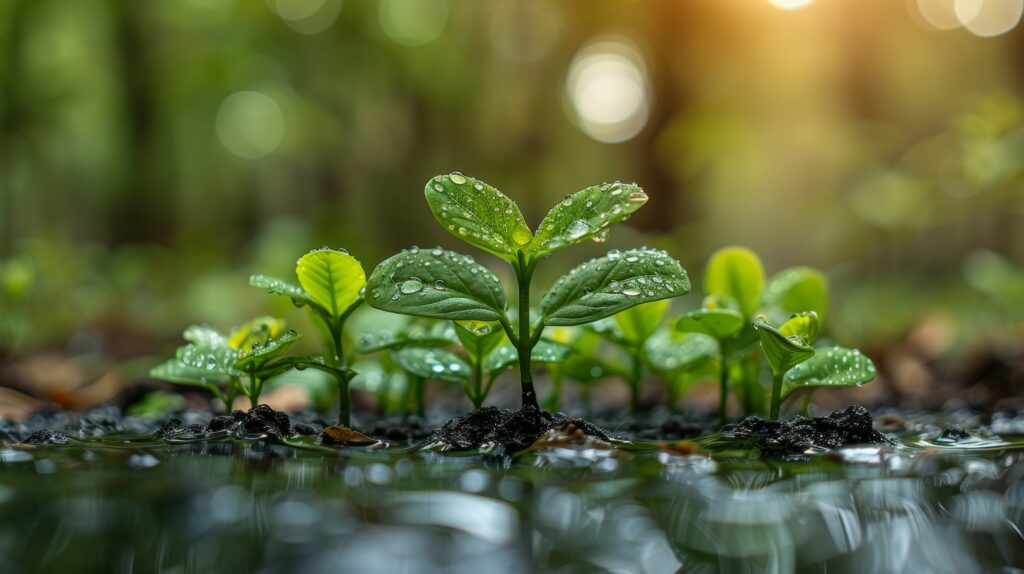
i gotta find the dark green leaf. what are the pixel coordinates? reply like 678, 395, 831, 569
453, 320, 506, 360
754, 317, 814, 376
644, 329, 718, 374
704, 247, 764, 318
295, 248, 366, 319
485, 340, 572, 377
233, 329, 300, 372
424, 173, 532, 261
675, 308, 744, 340
539, 248, 690, 327
529, 182, 648, 256
357, 322, 458, 354
560, 356, 626, 383
249, 274, 316, 308
366, 247, 508, 321
392, 347, 470, 384
783, 346, 875, 399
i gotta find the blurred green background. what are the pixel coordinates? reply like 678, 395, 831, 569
1, 0, 1023, 410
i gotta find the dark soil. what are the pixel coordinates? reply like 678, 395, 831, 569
157, 404, 312, 441
719, 405, 891, 457
23, 429, 70, 446
423, 406, 612, 453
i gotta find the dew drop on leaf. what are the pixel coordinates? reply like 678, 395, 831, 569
431, 247, 443, 256
434, 280, 446, 291
622, 287, 641, 296
512, 225, 532, 246
399, 278, 424, 295
449, 173, 467, 185
566, 219, 590, 240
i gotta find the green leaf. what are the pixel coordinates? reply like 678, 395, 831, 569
182, 324, 232, 350
149, 359, 228, 391
227, 316, 287, 351
539, 248, 690, 327
365, 247, 508, 321
763, 267, 829, 323
778, 311, 819, 345
357, 322, 458, 354
613, 299, 669, 345
233, 329, 300, 372
249, 274, 317, 308
704, 247, 765, 318
754, 317, 814, 376
392, 347, 470, 384
151, 325, 241, 387
529, 181, 648, 257
424, 173, 532, 261
485, 340, 572, 377
560, 356, 625, 383
644, 329, 718, 374
675, 308, 744, 340
783, 346, 875, 399
295, 248, 366, 319
453, 320, 506, 360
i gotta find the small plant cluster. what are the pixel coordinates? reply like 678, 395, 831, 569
151, 172, 875, 429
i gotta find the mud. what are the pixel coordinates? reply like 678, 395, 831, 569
718, 405, 891, 457
423, 406, 612, 453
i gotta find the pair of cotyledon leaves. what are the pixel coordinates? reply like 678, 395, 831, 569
364, 173, 691, 328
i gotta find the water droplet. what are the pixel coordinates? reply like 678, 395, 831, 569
628, 191, 647, 202
583, 286, 593, 294
610, 186, 623, 196
458, 227, 468, 236
474, 183, 483, 190
625, 255, 639, 263
391, 293, 401, 301
400, 278, 424, 295
512, 225, 532, 246
434, 280, 446, 291
609, 281, 621, 292
431, 247, 443, 257
409, 245, 420, 254
566, 219, 590, 240
433, 183, 443, 192
622, 288, 641, 296
449, 173, 467, 185
431, 364, 445, 373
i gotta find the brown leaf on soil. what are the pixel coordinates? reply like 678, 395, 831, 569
529, 422, 619, 454
319, 425, 383, 447
658, 441, 702, 456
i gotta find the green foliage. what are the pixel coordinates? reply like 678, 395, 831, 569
763, 267, 828, 323
149, 324, 241, 403
424, 173, 532, 262
778, 311, 820, 345
614, 300, 670, 345
704, 247, 764, 318
248, 274, 316, 308
675, 307, 744, 340
233, 329, 300, 373
754, 316, 815, 377
485, 340, 572, 377
783, 346, 876, 400
365, 247, 507, 321
645, 330, 717, 375
295, 249, 366, 319
126, 391, 186, 419
529, 182, 647, 256
392, 347, 470, 384
357, 321, 457, 353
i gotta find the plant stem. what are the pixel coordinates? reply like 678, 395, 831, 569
718, 343, 729, 426
331, 318, 351, 426
515, 252, 540, 410
472, 357, 483, 409
769, 370, 784, 420
248, 373, 260, 409
629, 346, 643, 414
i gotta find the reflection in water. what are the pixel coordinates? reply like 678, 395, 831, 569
0, 436, 1021, 572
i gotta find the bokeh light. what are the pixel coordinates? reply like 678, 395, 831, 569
916, 0, 962, 30
379, 0, 448, 47
955, 0, 1023, 37
768, 0, 816, 10
566, 38, 650, 144
267, 0, 343, 35
215, 91, 286, 160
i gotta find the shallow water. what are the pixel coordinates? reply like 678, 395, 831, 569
1, 427, 1023, 573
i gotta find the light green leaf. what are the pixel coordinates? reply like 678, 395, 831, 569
783, 346, 875, 399
250, 274, 317, 308
675, 308, 744, 340
149, 359, 228, 390
424, 173, 532, 261
779, 311, 819, 345
485, 340, 572, 377
754, 317, 814, 376
644, 329, 718, 374
182, 324, 232, 351
365, 247, 508, 321
529, 181, 648, 257
233, 329, 300, 372
392, 347, 470, 384
295, 248, 366, 319
763, 267, 828, 323
357, 322, 458, 354
453, 320, 506, 360
539, 248, 690, 327
613, 299, 669, 345
560, 356, 625, 383
227, 316, 286, 351
705, 247, 765, 318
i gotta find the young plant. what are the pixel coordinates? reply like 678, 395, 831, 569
675, 300, 743, 424
644, 328, 718, 408
588, 300, 672, 413
150, 317, 300, 409
250, 248, 366, 425
365, 173, 691, 411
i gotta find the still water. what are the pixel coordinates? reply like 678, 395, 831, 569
0, 427, 1022, 573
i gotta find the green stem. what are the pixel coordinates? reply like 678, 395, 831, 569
629, 346, 643, 414
718, 343, 729, 426
769, 370, 784, 420
248, 373, 261, 409
472, 356, 483, 409
225, 377, 239, 413
515, 252, 540, 410
331, 316, 351, 426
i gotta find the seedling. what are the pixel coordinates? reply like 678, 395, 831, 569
588, 300, 671, 413
675, 301, 744, 424
644, 328, 718, 408
250, 247, 366, 425
365, 173, 690, 411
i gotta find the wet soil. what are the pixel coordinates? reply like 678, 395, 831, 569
718, 405, 891, 457
423, 406, 612, 453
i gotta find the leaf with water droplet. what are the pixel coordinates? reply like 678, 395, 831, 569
539, 248, 690, 327
233, 328, 300, 372
779, 311, 819, 345
424, 173, 530, 261
296, 249, 366, 319
704, 246, 765, 318
453, 320, 506, 361
366, 247, 507, 321
357, 321, 458, 354
782, 346, 875, 399
528, 182, 647, 257
227, 316, 286, 351
762, 266, 829, 324
150, 324, 240, 394
392, 347, 469, 384
249, 274, 316, 308
613, 300, 670, 345
644, 328, 718, 375
484, 340, 572, 378
675, 308, 744, 340
753, 316, 814, 377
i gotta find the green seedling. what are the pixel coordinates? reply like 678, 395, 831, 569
675, 302, 744, 424
589, 300, 672, 413
365, 173, 690, 411
644, 328, 718, 408
150, 317, 300, 409
250, 247, 366, 425
391, 346, 469, 417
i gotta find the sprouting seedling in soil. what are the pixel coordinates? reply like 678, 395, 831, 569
150, 317, 300, 409
250, 247, 366, 425
754, 312, 818, 420
644, 328, 718, 409
365, 173, 691, 411
675, 299, 744, 425
390, 346, 469, 417
588, 300, 672, 413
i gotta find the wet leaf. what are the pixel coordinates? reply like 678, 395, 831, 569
675, 308, 744, 340
227, 316, 286, 351
357, 322, 458, 354
453, 320, 506, 360
644, 329, 718, 374
485, 340, 572, 377
529, 182, 647, 257
424, 173, 531, 261
150, 324, 241, 389
392, 347, 469, 384
705, 247, 764, 318
249, 274, 316, 308
559, 356, 625, 383
754, 317, 814, 376
320, 425, 381, 447
763, 267, 829, 323
779, 311, 819, 345
233, 329, 300, 372
365, 247, 507, 321
295, 249, 366, 319
783, 346, 876, 399
181, 324, 232, 351
613, 299, 669, 345
539, 248, 690, 327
